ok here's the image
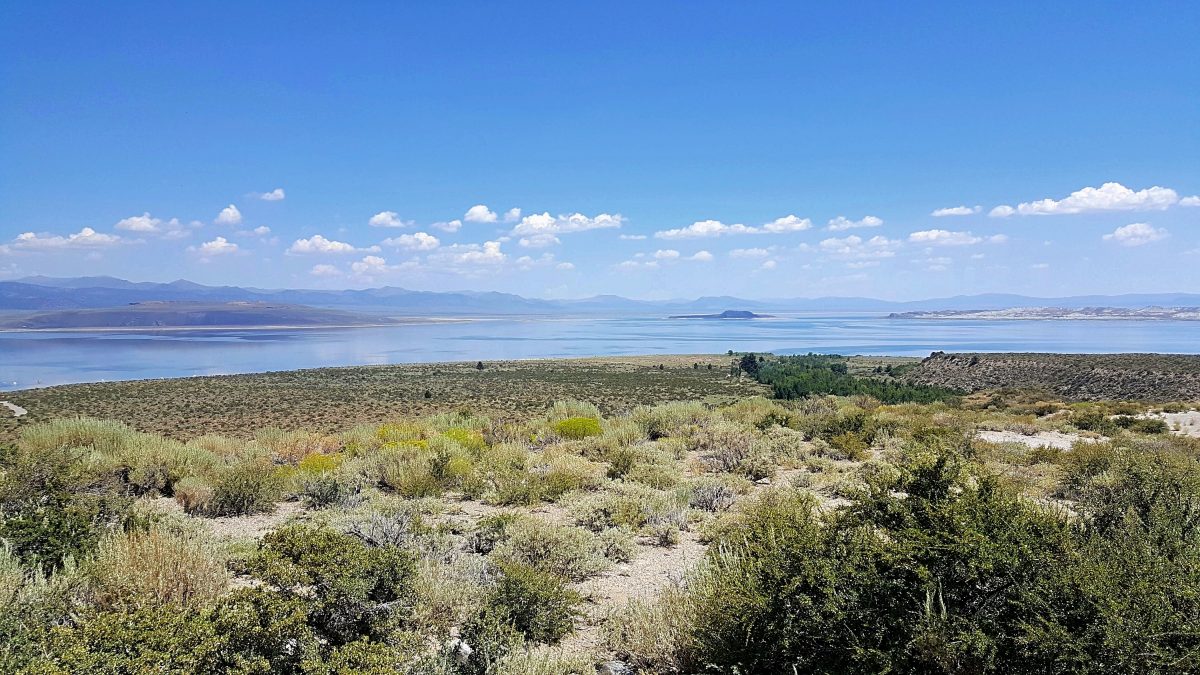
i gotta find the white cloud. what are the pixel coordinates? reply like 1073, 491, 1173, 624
654, 249, 680, 260
763, 215, 812, 232
369, 211, 412, 228
383, 232, 440, 251
430, 240, 507, 268
115, 212, 162, 232
619, 233, 647, 240
689, 250, 714, 262
819, 235, 900, 259
1031, 262, 1050, 269
5, 227, 124, 251
194, 236, 238, 256
518, 233, 560, 248
760, 260, 777, 270
258, 188, 285, 201
556, 262, 575, 270
654, 220, 758, 239
931, 205, 981, 217
512, 212, 624, 237
992, 182, 1179, 217
1181, 195, 1200, 207
252, 226, 271, 236
988, 205, 1016, 218
1102, 223, 1169, 247
908, 229, 989, 246
503, 208, 522, 223
310, 264, 340, 277
730, 247, 770, 258
215, 204, 242, 226
288, 234, 373, 254
464, 204, 498, 223
433, 219, 463, 233
826, 215, 883, 231
351, 255, 389, 275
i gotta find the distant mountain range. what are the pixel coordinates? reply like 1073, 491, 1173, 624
0, 301, 407, 330
3, 276, 1199, 316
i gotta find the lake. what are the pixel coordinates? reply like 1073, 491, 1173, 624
1, 313, 1196, 391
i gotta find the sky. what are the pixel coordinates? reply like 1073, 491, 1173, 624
1, 2, 1197, 301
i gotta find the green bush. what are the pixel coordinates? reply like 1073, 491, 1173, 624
553, 417, 603, 440
0, 445, 131, 573
207, 460, 283, 516
489, 517, 611, 581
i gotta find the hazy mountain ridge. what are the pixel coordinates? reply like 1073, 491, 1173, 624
0, 301, 407, 329
4, 276, 1199, 315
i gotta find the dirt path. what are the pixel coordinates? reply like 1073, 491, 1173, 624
1, 401, 27, 418
977, 429, 1099, 450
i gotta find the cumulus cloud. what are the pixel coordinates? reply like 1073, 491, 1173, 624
762, 215, 812, 233
654, 220, 759, 239
654, 249, 680, 260
369, 211, 413, 228
689, 250, 714, 261
908, 229, 1005, 246
931, 205, 981, 217
433, 219, 463, 233
193, 236, 238, 256
729, 247, 771, 258
115, 212, 162, 232
214, 204, 242, 226
988, 205, 1016, 218
991, 182, 1179, 217
4, 227, 124, 252
382, 232, 440, 251
464, 204, 498, 223
618, 234, 647, 240
252, 226, 271, 236
1181, 196, 1200, 207
258, 188, 285, 201
760, 260, 777, 270
288, 234, 375, 255
431, 240, 507, 267
503, 208, 522, 223
1102, 223, 1169, 247
556, 262, 575, 270
351, 255, 389, 275
656, 215, 813, 239
819, 235, 900, 260
310, 264, 340, 277
512, 212, 624, 237
518, 233, 560, 248
826, 215, 883, 231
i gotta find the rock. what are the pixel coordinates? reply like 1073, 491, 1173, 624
445, 638, 473, 665
597, 661, 633, 675
755, 477, 772, 485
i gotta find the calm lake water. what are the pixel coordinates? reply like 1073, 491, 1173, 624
0, 314, 1196, 391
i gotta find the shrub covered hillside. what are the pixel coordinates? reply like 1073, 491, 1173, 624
1, 392, 1199, 673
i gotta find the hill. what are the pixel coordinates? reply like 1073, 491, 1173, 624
5, 276, 1200, 314
902, 352, 1200, 401
0, 301, 404, 330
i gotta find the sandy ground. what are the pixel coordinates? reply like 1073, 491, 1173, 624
150, 496, 308, 539
976, 429, 1099, 450
1, 401, 27, 417
1147, 410, 1200, 438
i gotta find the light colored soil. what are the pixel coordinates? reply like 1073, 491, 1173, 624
149, 496, 308, 540
1147, 410, 1200, 438
1, 401, 27, 417
567, 529, 707, 653
977, 429, 1099, 450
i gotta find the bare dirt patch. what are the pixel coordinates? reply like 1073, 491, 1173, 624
977, 429, 1100, 450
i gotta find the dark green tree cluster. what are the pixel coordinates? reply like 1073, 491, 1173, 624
753, 353, 960, 404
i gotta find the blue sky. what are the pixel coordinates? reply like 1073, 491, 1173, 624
1, 2, 1197, 300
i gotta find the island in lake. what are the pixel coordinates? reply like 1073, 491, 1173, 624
0, 301, 410, 330
889, 306, 1200, 321
668, 309, 774, 319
